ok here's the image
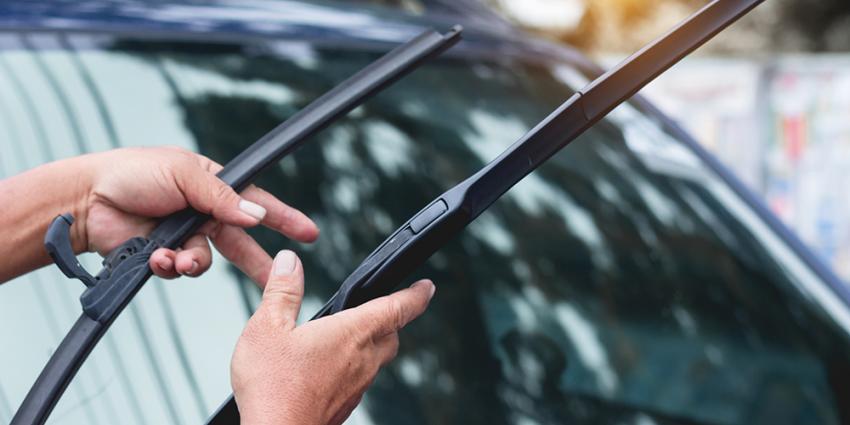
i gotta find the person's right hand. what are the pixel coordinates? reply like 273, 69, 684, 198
231, 250, 435, 425
81, 147, 319, 284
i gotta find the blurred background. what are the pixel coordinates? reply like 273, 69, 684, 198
486, 0, 850, 280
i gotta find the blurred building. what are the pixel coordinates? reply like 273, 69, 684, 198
643, 56, 850, 280
489, 0, 850, 281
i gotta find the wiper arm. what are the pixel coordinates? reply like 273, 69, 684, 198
11, 26, 462, 425
208, 0, 764, 422
326, 0, 764, 314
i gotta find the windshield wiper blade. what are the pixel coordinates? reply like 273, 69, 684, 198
321, 0, 765, 313
208, 0, 764, 422
11, 26, 462, 425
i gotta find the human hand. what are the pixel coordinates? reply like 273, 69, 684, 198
81, 147, 318, 284
231, 250, 435, 425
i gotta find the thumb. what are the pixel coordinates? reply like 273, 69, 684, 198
175, 160, 266, 227
259, 250, 304, 328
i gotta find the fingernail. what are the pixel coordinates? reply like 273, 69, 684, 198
181, 260, 199, 276
239, 199, 267, 221
157, 257, 173, 271
273, 250, 297, 276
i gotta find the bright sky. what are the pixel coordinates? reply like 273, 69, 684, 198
497, 0, 585, 31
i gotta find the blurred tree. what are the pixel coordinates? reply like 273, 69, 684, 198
560, 0, 703, 52
486, 0, 850, 53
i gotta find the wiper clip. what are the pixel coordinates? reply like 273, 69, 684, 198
44, 214, 97, 288
45, 213, 154, 322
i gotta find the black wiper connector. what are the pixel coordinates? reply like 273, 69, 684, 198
12, 26, 462, 425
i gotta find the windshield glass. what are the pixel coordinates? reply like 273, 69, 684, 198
1, 32, 849, 425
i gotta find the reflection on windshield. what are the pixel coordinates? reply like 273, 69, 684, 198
1, 33, 850, 425
154, 41, 850, 425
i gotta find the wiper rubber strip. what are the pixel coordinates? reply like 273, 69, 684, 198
208, 0, 764, 422
11, 26, 462, 425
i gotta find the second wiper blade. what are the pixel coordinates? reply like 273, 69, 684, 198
318, 0, 764, 314
12, 26, 463, 425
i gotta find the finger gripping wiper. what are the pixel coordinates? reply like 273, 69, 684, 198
208, 1, 764, 422
12, 26, 462, 425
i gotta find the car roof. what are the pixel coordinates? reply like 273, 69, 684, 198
0, 0, 593, 71
0, 0, 495, 38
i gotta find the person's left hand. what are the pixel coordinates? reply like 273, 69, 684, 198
231, 250, 435, 425
80, 146, 318, 285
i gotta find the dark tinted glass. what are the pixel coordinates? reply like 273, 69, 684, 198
2, 33, 850, 425
155, 40, 850, 425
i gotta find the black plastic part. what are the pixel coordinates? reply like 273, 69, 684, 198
579, 0, 764, 122
410, 200, 448, 234
44, 214, 97, 288
329, 227, 416, 312
10, 316, 103, 425
208, 1, 763, 422
82, 237, 154, 322
44, 212, 158, 321
333, 0, 766, 308
207, 398, 240, 425
13, 26, 463, 425
216, 25, 463, 192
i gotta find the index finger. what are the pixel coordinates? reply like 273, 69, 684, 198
242, 186, 320, 243
194, 154, 319, 243
343, 279, 435, 339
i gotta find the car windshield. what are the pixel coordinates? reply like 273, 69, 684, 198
1, 32, 850, 425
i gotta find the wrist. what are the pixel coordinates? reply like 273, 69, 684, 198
49, 154, 98, 254
0, 154, 97, 282
235, 392, 322, 425
238, 405, 307, 425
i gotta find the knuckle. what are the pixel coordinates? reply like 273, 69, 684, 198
254, 304, 289, 330
386, 334, 400, 358
197, 155, 222, 172
384, 297, 406, 332
214, 182, 234, 201
345, 315, 371, 348
162, 145, 187, 153
264, 279, 302, 304
168, 148, 194, 166
206, 221, 225, 239
195, 258, 212, 274
211, 184, 238, 213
